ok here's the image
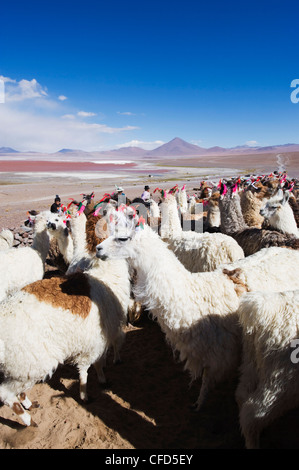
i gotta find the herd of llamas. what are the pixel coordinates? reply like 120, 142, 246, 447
1, 172, 299, 448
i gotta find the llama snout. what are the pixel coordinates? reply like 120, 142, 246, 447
47, 222, 57, 230
96, 244, 107, 260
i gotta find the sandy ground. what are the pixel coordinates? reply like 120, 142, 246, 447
1, 312, 299, 450
1, 153, 299, 449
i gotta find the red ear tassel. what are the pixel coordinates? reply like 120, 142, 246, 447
99, 192, 112, 202
153, 187, 162, 193
66, 199, 75, 210
169, 184, 179, 194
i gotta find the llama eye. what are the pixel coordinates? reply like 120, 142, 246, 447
116, 237, 130, 242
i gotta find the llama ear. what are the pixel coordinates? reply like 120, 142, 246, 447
277, 188, 284, 199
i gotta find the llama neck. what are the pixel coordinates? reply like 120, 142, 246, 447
57, 234, 74, 264
149, 199, 160, 218
129, 228, 197, 325
160, 195, 182, 238
269, 204, 299, 237
176, 189, 188, 214
88, 258, 130, 313
207, 204, 220, 227
32, 219, 50, 264
71, 214, 88, 257
219, 190, 248, 234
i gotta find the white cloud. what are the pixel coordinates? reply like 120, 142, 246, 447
61, 114, 76, 119
0, 106, 139, 152
3, 77, 48, 102
117, 111, 136, 116
58, 95, 68, 101
245, 140, 259, 147
77, 110, 97, 117
0, 76, 140, 152
0, 75, 16, 84
116, 140, 164, 150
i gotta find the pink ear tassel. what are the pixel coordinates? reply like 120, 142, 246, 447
232, 183, 238, 193
181, 184, 186, 191
222, 183, 227, 196
76, 204, 86, 217
93, 207, 101, 217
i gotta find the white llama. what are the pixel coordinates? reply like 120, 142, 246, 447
159, 191, 244, 272
0, 211, 52, 302
236, 290, 299, 448
260, 189, 299, 237
0, 229, 14, 250
176, 184, 188, 214
47, 213, 74, 266
96, 222, 299, 410
66, 202, 117, 275
0, 253, 131, 427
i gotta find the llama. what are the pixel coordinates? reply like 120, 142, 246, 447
66, 201, 117, 275
65, 209, 92, 275
0, 253, 131, 427
219, 183, 299, 256
203, 192, 221, 232
65, 203, 141, 324
0, 229, 14, 250
158, 190, 244, 272
47, 213, 74, 268
96, 222, 299, 410
288, 191, 299, 227
260, 189, 299, 237
176, 184, 188, 214
236, 290, 299, 448
148, 197, 160, 218
240, 181, 273, 228
0, 211, 51, 302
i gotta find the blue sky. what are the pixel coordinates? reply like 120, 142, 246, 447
0, 0, 299, 152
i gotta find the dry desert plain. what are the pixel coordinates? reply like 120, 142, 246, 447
0, 149, 299, 449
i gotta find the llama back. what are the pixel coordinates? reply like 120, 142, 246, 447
218, 246, 299, 293
0, 248, 45, 301
238, 290, 299, 350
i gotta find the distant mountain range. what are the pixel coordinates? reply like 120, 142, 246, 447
0, 147, 20, 153
97, 137, 299, 157
1, 137, 299, 157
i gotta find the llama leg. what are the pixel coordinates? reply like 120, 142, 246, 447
112, 331, 125, 364
235, 335, 259, 409
93, 356, 107, 384
78, 366, 89, 402
235, 360, 258, 409
0, 385, 36, 427
240, 374, 292, 449
193, 368, 211, 411
19, 392, 39, 410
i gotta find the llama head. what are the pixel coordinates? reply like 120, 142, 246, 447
99, 204, 140, 238
96, 206, 145, 260
46, 212, 71, 237
260, 189, 290, 218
